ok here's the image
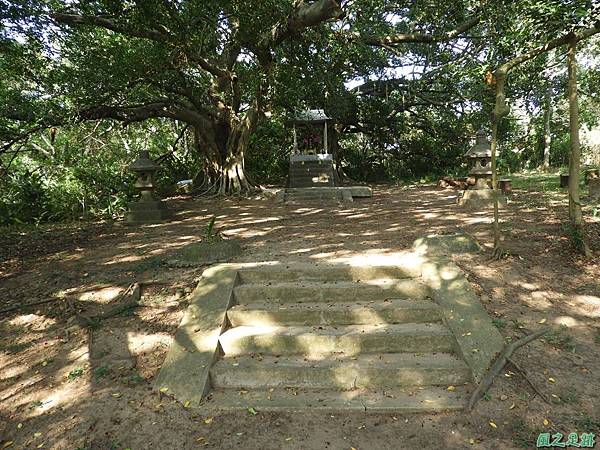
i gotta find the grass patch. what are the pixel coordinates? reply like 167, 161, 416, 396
123, 373, 145, 385
544, 325, 575, 352
511, 173, 562, 193
492, 318, 507, 330
574, 414, 600, 432
67, 367, 85, 381
0, 342, 30, 353
93, 366, 110, 378
511, 417, 542, 449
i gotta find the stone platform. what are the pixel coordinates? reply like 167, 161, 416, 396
458, 189, 507, 209
126, 200, 172, 223
154, 254, 505, 413
276, 186, 372, 204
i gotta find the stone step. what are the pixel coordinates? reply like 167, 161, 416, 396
286, 188, 340, 194
210, 353, 471, 390
203, 386, 468, 413
289, 174, 335, 180
285, 194, 342, 200
227, 299, 441, 327
289, 162, 334, 168
285, 188, 343, 193
236, 263, 422, 284
218, 323, 455, 357
233, 280, 430, 303
290, 178, 335, 187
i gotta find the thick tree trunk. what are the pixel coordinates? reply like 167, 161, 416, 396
542, 87, 552, 171
566, 40, 591, 257
193, 120, 259, 196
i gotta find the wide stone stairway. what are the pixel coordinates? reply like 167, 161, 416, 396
206, 264, 471, 412
156, 257, 505, 413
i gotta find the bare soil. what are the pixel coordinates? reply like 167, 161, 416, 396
1, 183, 599, 450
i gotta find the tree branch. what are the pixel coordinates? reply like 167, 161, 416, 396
347, 15, 480, 47
51, 13, 171, 42
272, 0, 343, 45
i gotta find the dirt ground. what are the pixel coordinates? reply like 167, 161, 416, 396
1, 181, 599, 450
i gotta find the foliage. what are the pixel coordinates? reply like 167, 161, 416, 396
0, 0, 599, 214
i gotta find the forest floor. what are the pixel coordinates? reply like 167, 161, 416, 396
1, 173, 599, 450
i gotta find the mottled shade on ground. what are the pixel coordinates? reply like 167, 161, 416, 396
0, 180, 599, 450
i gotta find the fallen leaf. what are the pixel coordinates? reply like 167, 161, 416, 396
509, 403, 516, 410
17, 423, 22, 429
196, 437, 205, 442
539, 319, 547, 324
204, 417, 213, 425
489, 421, 498, 429
111, 393, 122, 398
34, 432, 42, 438
239, 390, 249, 395
37, 444, 44, 449
548, 377, 556, 383
159, 387, 169, 393
469, 439, 475, 445
543, 419, 549, 426
447, 386, 456, 392
285, 438, 293, 441
2, 442, 14, 449
248, 407, 258, 416
184, 401, 191, 408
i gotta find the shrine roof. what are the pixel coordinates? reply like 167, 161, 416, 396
293, 109, 333, 124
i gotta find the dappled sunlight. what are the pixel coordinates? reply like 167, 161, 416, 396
127, 331, 172, 355
570, 295, 600, 318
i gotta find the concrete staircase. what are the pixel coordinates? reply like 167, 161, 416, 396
206, 265, 472, 412
289, 159, 336, 188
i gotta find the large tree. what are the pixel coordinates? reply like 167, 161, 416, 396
1, 0, 484, 195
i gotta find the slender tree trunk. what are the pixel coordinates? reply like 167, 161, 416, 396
490, 72, 510, 257
542, 87, 553, 171
566, 40, 591, 257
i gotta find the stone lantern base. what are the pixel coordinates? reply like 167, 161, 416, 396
458, 189, 507, 209
126, 200, 172, 224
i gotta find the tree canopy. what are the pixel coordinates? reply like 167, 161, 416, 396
1, 0, 599, 219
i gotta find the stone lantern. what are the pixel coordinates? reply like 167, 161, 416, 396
466, 130, 493, 189
126, 150, 171, 223
458, 130, 507, 208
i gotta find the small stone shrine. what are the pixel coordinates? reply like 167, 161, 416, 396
126, 150, 171, 223
458, 130, 507, 209
276, 109, 372, 203
289, 110, 337, 188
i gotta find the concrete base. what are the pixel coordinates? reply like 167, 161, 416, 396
167, 239, 241, 267
413, 233, 483, 256
458, 189, 507, 209
281, 186, 372, 204
126, 200, 171, 223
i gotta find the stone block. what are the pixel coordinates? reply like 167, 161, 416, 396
458, 189, 507, 209
413, 233, 482, 256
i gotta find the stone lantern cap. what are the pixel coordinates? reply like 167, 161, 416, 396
465, 130, 492, 159
128, 150, 160, 173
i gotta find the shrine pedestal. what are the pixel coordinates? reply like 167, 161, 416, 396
458, 189, 507, 209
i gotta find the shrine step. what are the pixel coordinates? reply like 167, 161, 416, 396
232, 280, 430, 303
236, 263, 421, 284
210, 353, 470, 390
203, 386, 468, 413
227, 299, 442, 327
218, 323, 455, 357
